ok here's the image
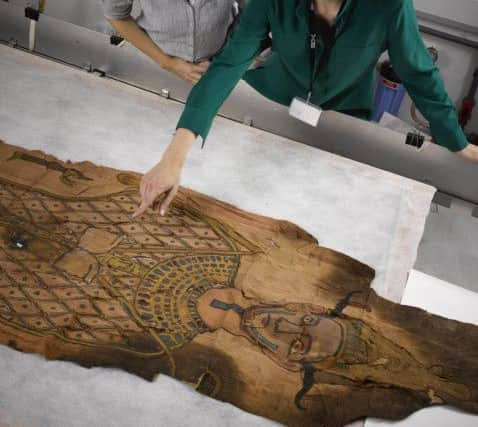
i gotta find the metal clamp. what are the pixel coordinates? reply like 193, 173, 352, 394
24, 0, 46, 21
110, 35, 124, 46
25, 1, 47, 51
24, 7, 40, 21
405, 132, 426, 151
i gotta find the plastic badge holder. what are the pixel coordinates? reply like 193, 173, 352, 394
289, 97, 323, 127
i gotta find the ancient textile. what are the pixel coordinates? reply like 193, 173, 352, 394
0, 141, 477, 427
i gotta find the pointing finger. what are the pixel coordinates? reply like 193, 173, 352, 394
132, 199, 150, 219
139, 176, 146, 198
159, 187, 178, 216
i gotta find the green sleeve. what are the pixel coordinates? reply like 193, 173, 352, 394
176, 0, 271, 141
386, 0, 468, 152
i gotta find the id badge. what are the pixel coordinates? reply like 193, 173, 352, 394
289, 97, 322, 127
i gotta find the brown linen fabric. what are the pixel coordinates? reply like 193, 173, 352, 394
0, 140, 477, 427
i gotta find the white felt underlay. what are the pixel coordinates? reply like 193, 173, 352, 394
0, 44, 435, 427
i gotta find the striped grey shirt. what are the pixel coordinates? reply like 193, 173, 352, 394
101, 0, 245, 62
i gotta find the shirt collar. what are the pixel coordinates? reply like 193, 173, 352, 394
297, 0, 354, 28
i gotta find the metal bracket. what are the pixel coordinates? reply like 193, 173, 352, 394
432, 192, 452, 209
472, 206, 478, 219
92, 69, 106, 77
82, 62, 93, 73
160, 89, 170, 99
81, 63, 105, 77
243, 115, 253, 127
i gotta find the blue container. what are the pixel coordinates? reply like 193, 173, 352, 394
372, 72, 406, 122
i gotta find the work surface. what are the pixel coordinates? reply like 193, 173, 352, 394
0, 44, 435, 427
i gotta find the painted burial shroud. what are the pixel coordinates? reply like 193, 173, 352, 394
0, 141, 477, 427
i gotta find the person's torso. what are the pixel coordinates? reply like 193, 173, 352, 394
136, 0, 238, 62
244, 0, 392, 116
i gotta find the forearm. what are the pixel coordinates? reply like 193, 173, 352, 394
109, 17, 171, 68
386, 0, 468, 152
162, 129, 197, 166
176, 0, 271, 140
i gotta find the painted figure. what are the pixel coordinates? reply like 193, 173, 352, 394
1, 145, 477, 427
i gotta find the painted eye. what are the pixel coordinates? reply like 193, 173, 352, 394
9, 232, 28, 250
303, 315, 318, 325
290, 339, 305, 354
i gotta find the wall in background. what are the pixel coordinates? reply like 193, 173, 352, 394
414, 0, 478, 30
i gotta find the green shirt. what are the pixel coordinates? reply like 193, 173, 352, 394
177, 0, 468, 152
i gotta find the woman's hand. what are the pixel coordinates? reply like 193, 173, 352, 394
164, 57, 210, 84
133, 129, 197, 218
108, 18, 209, 85
133, 158, 181, 218
456, 144, 478, 162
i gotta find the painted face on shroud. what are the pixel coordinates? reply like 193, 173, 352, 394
241, 306, 344, 370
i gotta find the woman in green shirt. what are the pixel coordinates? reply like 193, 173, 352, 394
133, 0, 478, 218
